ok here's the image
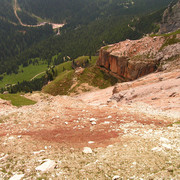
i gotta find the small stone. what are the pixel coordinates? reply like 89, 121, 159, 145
167, 166, 174, 172
8, 136, 15, 140
90, 118, 96, 122
152, 147, 162, 152
35, 159, 56, 172
83, 147, 93, 154
112, 175, 120, 180
162, 144, 172, 149
104, 121, 110, 124
9, 174, 25, 180
33, 150, 45, 155
88, 141, 95, 144
108, 115, 112, 119
160, 137, 170, 143
91, 121, 96, 125
65, 122, 68, 125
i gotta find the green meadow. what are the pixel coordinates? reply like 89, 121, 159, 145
0, 63, 48, 88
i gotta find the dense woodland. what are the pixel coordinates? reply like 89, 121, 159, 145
0, 0, 174, 92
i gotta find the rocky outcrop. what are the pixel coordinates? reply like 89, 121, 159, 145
97, 36, 165, 81
160, 0, 180, 34
110, 68, 180, 115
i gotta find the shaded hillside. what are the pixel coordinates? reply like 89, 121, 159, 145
18, 0, 172, 24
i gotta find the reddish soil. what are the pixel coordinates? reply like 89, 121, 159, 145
0, 103, 169, 149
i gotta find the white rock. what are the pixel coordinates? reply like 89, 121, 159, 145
108, 115, 112, 119
8, 136, 15, 140
65, 122, 68, 125
33, 150, 45, 155
35, 159, 56, 172
83, 147, 93, 154
91, 121, 96, 125
90, 118, 96, 122
160, 137, 170, 143
152, 147, 162, 152
112, 175, 120, 180
162, 144, 172, 149
9, 174, 25, 180
88, 141, 95, 144
104, 121, 110, 124
0, 154, 8, 161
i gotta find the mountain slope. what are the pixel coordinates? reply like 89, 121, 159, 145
160, 0, 180, 34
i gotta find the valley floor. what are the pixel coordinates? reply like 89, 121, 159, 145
0, 70, 180, 179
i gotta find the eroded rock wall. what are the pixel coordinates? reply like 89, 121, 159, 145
97, 36, 165, 81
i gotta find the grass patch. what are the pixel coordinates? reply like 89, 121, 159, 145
160, 35, 180, 50
78, 66, 118, 89
74, 56, 98, 67
151, 29, 180, 37
42, 56, 117, 95
0, 62, 48, 88
0, 94, 36, 107
0, 118, 3, 123
151, 29, 180, 50
103, 46, 110, 50
42, 70, 75, 96
55, 61, 73, 75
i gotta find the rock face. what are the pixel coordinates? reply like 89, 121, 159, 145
97, 36, 165, 81
160, 0, 180, 34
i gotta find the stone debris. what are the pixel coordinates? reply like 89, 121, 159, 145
35, 159, 56, 172
160, 137, 170, 143
91, 121, 96, 125
83, 147, 93, 154
0, 154, 8, 161
89, 118, 96, 122
88, 141, 95, 144
104, 121, 110, 124
112, 175, 120, 180
9, 174, 25, 180
162, 144, 172, 150
33, 150, 45, 155
152, 147, 163, 152
0, 70, 180, 179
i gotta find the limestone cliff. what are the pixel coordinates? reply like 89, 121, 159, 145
97, 33, 180, 81
160, 0, 180, 34
97, 36, 165, 81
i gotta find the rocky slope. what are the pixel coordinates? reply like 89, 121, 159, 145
0, 54, 180, 179
97, 34, 180, 81
160, 0, 180, 34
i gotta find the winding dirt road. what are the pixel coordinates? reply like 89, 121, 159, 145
14, 0, 64, 29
